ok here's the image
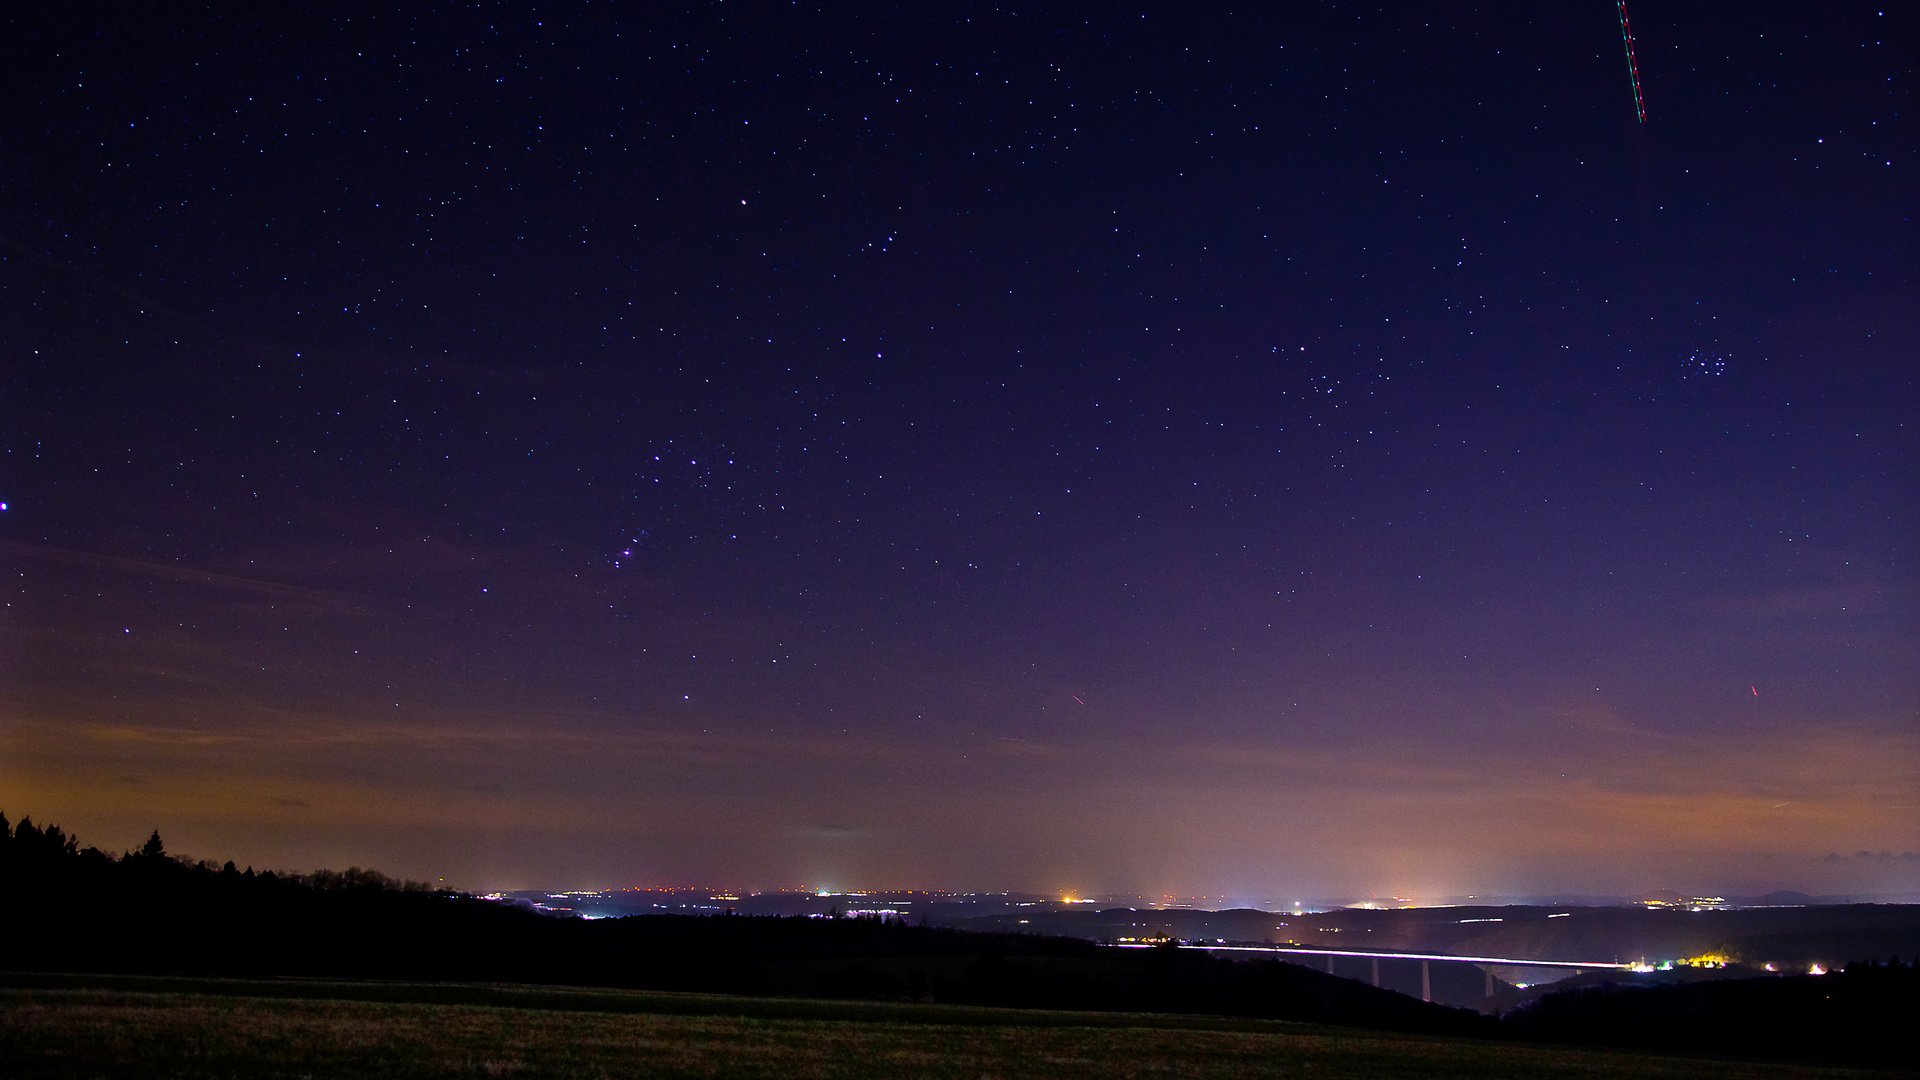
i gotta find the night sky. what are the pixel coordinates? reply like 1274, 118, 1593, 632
4, 1, 1914, 902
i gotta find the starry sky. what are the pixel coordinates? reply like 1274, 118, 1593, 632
3, 0, 1914, 901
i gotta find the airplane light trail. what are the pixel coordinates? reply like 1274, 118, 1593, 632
1617, 0, 1647, 123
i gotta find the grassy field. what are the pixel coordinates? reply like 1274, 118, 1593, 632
0, 974, 1895, 1079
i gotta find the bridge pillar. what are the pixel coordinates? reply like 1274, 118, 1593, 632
1326, 955, 1335, 974
1485, 968, 1494, 998
1371, 957, 1379, 987
1421, 960, 1431, 1002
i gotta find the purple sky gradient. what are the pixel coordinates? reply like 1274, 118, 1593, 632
3, 0, 1913, 899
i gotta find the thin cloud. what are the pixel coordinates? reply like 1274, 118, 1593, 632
0, 541, 366, 611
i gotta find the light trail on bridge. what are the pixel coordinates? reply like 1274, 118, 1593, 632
1110, 942, 1636, 969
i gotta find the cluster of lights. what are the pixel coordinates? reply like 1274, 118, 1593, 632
1638, 894, 1731, 911
1682, 355, 1728, 379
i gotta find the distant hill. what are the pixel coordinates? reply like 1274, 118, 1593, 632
944, 900, 1920, 975
1504, 965, 1919, 1067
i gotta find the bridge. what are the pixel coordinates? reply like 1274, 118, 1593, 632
1111, 942, 1637, 1002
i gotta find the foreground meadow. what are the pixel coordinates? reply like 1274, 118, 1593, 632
0, 977, 1892, 1080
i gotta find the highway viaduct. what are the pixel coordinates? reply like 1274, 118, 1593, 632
1112, 942, 1637, 1002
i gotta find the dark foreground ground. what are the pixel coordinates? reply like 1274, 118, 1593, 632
0, 973, 1905, 1080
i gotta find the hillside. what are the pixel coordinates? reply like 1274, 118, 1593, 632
3, 813, 1914, 1068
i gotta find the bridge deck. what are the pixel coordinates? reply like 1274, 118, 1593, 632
1111, 942, 1634, 969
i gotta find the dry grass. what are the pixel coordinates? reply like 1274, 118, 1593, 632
0, 982, 1890, 1080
